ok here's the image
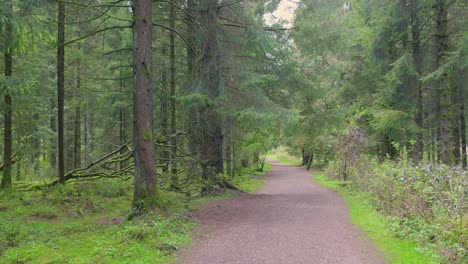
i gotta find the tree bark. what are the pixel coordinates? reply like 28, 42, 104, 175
169, 0, 177, 179
73, 61, 82, 169
49, 97, 57, 169
199, 0, 224, 177
1, 47, 13, 189
160, 46, 169, 172
451, 78, 461, 165
119, 54, 127, 170
57, 0, 66, 183
132, 0, 158, 210
434, 0, 452, 165
410, 0, 424, 161
1, 1, 13, 189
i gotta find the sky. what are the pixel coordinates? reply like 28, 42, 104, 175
265, 0, 299, 27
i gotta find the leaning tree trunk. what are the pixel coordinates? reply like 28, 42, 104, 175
132, 0, 158, 211
57, 0, 66, 183
1, 9, 13, 189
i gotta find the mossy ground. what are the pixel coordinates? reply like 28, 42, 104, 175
0, 180, 196, 264
0, 164, 270, 264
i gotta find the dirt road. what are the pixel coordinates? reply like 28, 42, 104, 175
178, 161, 384, 264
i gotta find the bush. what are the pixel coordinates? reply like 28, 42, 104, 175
327, 155, 467, 263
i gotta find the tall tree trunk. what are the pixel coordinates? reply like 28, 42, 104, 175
434, 0, 452, 165
119, 54, 127, 169
73, 61, 81, 169
199, 0, 224, 178
1, 35, 13, 189
169, 0, 177, 179
132, 0, 158, 211
161, 47, 169, 172
185, 0, 199, 175
57, 0, 66, 183
410, 0, 424, 161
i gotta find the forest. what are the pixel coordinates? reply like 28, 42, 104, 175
0, 0, 466, 263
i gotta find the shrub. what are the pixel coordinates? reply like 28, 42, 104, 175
327, 154, 467, 263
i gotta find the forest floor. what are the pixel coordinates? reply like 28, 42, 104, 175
177, 160, 384, 264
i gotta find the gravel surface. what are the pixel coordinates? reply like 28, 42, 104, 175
177, 161, 384, 264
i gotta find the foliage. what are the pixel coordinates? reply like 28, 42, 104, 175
325, 156, 467, 263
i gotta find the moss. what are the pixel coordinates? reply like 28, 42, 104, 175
143, 129, 153, 142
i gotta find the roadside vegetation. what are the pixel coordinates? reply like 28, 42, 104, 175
271, 147, 467, 264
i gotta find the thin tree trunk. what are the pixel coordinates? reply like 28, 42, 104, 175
307, 153, 314, 170
169, 0, 177, 180
161, 46, 169, 172
73, 61, 81, 169
33, 113, 40, 175
1, 1, 13, 189
1, 49, 13, 189
451, 80, 461, 165
57, 0, 66, 183
49, 97, 57, 169
132, 0, 158, 210
119, 54, 127, 169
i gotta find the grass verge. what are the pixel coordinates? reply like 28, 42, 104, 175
313, 171, 441, 264
231, 162, 273, 193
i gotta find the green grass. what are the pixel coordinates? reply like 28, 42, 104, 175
0, 180, 197, 264
232, 162, 273, 193
267, 147, 301, 166
313, 173, 441, 264
0, 163, 274, 264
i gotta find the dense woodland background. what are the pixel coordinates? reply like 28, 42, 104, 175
0, 0, 467, 263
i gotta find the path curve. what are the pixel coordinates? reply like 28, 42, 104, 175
178, 160, 384, 264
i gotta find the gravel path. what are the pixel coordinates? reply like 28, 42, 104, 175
177, 160, 384, 264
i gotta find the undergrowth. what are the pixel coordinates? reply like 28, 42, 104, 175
0, 162, 269, 264
230, 162, 273, 193
0, 179, 191, 264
